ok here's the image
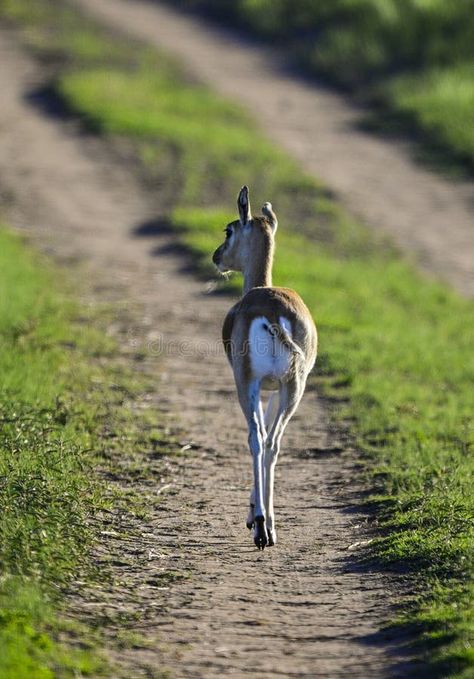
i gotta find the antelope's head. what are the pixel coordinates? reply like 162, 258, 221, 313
212, 185, 278, 275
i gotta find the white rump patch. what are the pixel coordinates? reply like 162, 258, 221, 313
248, 316, 293, 381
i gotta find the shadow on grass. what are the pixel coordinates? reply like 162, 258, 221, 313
132, 218, 174, 238
132, 217, 200, 277
358, 615, 472, 679
354, 624, 466, 679
25, 82, 74, 122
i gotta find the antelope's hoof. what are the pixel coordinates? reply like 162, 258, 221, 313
267, 528, 277, 547
253, 516, 268, 550
246, 519, 254, 530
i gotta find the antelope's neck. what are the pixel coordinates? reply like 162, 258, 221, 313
243, 235, 274, 295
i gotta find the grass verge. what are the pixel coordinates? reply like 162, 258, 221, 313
0, 226, 113, 676
1, 0, 473, 675
0, 204, 174, 672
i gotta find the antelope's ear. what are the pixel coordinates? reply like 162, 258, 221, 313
262, 202, 278, 233
238, 185, 251, 226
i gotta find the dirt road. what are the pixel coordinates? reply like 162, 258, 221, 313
73, 0, 474, 298
0, 27, 414, 679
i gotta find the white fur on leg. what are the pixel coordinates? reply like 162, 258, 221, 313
264, 451, 277, 537
264, 391, 279, 430
248, 380, 269, 549
263, 378, 306, 546
264, 423, 282, 545
248, 379, 265, 521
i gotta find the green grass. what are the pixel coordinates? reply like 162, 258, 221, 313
164, 0, 474, 171
0, 227, 113, 675
1, 0, 473, 675
386, 63, 474, 166
0, 579, 105, 679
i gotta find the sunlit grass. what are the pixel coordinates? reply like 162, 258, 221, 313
0, 227, 112, 675
387, 63, 474, 164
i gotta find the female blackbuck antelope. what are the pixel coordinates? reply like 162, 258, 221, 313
213, 186, 317, 549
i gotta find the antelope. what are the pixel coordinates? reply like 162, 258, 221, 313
212, 186, 317, 550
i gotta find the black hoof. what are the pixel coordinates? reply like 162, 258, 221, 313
267, 528, 276, 547
254, 516, 268, 550
246, 519, 254, 530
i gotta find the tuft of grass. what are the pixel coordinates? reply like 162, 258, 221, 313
1, 0, 473, 673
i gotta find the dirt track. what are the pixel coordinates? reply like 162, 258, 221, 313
0, 25, 416, 679
73, 0, 474, 298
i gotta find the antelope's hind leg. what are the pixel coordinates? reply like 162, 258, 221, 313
246, 399, 267, 531
241, 379, 268, 549
264, 378, 305, 547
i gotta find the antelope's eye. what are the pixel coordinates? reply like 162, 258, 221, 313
224, 227, 233, 239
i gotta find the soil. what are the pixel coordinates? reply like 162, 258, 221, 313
0, 19, 433, 679
73, 0, 474, 299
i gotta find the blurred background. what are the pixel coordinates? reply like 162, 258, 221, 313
161, 0, 474, 172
